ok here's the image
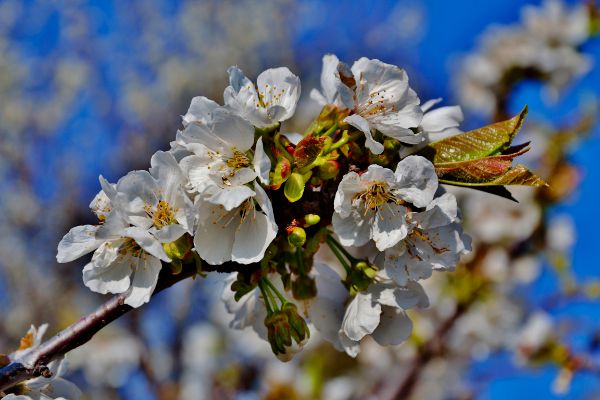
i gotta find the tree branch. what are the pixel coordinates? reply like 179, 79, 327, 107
0, 261, 242, 393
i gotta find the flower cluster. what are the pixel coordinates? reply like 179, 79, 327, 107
458, 0, 594, 115
56, 54, 482, 361
1, 325, 81, 400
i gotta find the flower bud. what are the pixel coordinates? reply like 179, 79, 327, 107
384, 138, 401, 152
264, 304, 310, 361
346, 261, 379, 295
303, 214, 321, 227
292, 274, 317, 300
264, 312, 293, 358
282, 303, 310, 345
317, 159, 340, 180
356, 261, 378, 279
287, 227, 306, 247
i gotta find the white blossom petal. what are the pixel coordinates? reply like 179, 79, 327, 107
338, 330, 361, 358
421, 105, 463, 133
207, 185, 256, 211
182, 96, 219, 126
125, 255, 162, 307
342, 292, 381, 341
256, 67, 301, 121
123, 226, 170, 262
150, 224, 187, 243
372, 204, 409, 250
371, 307, 412, 346
394, 155, 438, 207
344, 113, 384, 154
83, 244, 131, 295
253, 137, 271, 185
332, 211, 372, 248
194, 203, 237, 265
57, 225, 102, 263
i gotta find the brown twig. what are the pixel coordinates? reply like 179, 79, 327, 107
0, 261, 241, 393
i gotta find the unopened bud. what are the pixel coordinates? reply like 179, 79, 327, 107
356, 261, 378, 279
384, 138, 400, 152
303, 214, 321, 227
287, 227, 306, 247
317, 159, 340, 180
265, 312, 292, 355
346, 261, 378, 295
264, 304, 310, 362
282, 303, 310, 345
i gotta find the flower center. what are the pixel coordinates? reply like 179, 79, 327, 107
118, 238, 143, 258
357, 88, 397, 117
226, 150, 251, 170
256, 83, 286, 108
145, 200, 177, 228
355, 182, 397, 213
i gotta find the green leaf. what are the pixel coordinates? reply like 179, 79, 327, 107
440, 165, 547, 187
435, 146, 530, 182
420, 106, 528, 163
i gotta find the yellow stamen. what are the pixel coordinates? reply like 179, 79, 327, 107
226, 150, 251, 170
144, 200, 177, 228
355, 182, 399, 214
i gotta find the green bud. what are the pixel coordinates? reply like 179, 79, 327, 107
284, 172, 306, 202
346, 262, 378, 295
384, 138, 401, 152
303, 214, 321, 227
162, 234, 192, 261
355, 261, 369, 270
368, 151, 391, 166
356, 261, 378, 279
292, 275, 317, 300
287, 227, 306, 247
317, 159, 340, 180
282, 303, 310, 344
265, 312, 293, 356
